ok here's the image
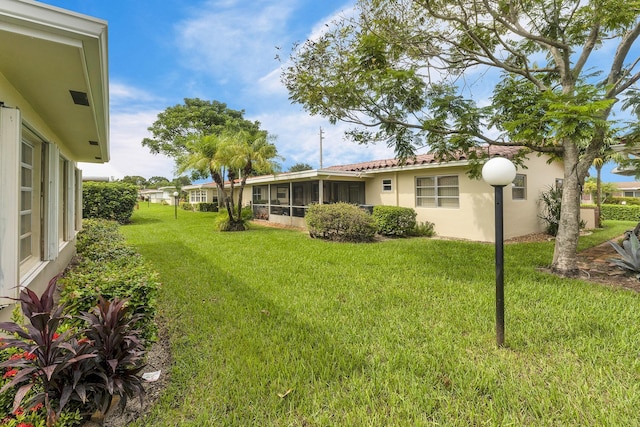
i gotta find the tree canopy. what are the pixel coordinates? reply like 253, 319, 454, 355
143, 98, 280, 231
289, 162, 314, 172
282, 0, 640, 275
142, 98, 264, 158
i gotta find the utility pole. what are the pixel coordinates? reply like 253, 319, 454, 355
319, 127, 324, 169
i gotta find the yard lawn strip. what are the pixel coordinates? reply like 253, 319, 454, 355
120, 205, 640, 426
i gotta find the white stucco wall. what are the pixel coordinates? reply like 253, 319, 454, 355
363, 156, 563, 241
0, 73, 79, 309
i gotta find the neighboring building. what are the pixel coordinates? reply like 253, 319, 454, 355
0, 1, 108, 308
182, 182, 219, 205
581, 182, 640, 203
139, 186, 179, 205
614, 182, 640, 198
234, 146, 565, 242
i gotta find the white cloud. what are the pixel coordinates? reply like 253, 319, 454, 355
79, 81, 177, 180
176, 0, 297, 84
252, 109, 396, 170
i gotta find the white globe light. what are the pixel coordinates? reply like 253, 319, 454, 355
173, 191, 179, 197
482, 157, 517, 186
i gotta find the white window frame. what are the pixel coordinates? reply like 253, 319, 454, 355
512, 174, 527, 200
382, 178, 392, 192
415, 175, 460, 208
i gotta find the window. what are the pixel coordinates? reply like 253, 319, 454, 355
189, 189, 208, 203
382, 179, 392, 192
512, 174, 526, 200
252, 185, 268, 204
59, 157, 67, 244
624, 191, 640, 198
19, 130, 43, 271
416, 175, 459, 208
20, 141, 34, 263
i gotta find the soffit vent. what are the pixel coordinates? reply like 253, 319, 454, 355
69, 90, 90, 106
89, 140, 99, 146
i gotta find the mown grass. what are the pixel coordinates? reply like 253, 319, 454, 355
121, 204, 640, 426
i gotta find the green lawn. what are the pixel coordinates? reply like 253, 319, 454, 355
121, 204, 640, 426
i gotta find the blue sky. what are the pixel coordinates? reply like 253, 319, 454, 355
40, 0, 634, 183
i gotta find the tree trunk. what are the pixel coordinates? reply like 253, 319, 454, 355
551, 146, 583, 277
595, 165, 602, 228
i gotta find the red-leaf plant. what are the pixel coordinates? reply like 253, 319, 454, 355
0, 276, 148, 426
0, 276, 96, 427
79, 296, 146, 414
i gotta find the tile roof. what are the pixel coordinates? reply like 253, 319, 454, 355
325, 145, 524, 172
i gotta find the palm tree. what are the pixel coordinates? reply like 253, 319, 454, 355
217, 131, 281, 230
176, 133, 230, 213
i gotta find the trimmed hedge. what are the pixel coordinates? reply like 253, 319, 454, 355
83, 181, 138, 224
306, 203, 376, 242
198, 202, 219, 212
59, 219, 160, 343
600, 204, 640, 222
608, 197, 640, 206
372, 205, 417, 237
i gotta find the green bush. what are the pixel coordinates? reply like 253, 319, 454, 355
198, 202, 218, 212
59, 219, 160, 343
600, 204, 640, 221
372, 206, 417, 237
410, 221, 436, 237
215, 206, 252, 231
83, 182, 138, 224
607, 197, 640, 206
306, 203, 376, 242
539, 186, 562, 236
182, 202, 194, 211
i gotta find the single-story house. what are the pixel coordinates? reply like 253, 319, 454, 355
0, 1, 108, 311
237, 146, 565, 242
182, 182, 219, 205
581, 182, 640, 203
139, 186, 179, 205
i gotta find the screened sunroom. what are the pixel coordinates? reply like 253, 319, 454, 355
250, 178, 366, 226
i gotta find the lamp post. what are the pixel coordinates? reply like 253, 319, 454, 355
482, 157, 516, 347
173, 191, 179, 219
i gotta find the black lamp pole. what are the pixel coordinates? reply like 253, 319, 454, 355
174, 192, 179, 219
493, 184, 505, 347
482, 156, 516, 348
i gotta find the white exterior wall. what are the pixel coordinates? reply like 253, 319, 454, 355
0, 75, 80, 311
364, 155, 563, 242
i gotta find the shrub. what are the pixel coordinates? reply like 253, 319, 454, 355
215, 206, 252, 231
607, 197, 640, 206
83, 182, 138, 224
372, 206, 417, 237
59, 220, 159, 343
75, 219, 136, 263
198, 202, 218, 212
306, 203, 376, 242
410, 221, 436, 237
181, 202, 194, 211
600, 204, 640, 221
539, 186, 562, 236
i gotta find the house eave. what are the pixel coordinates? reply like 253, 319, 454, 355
0, 0, 109, 163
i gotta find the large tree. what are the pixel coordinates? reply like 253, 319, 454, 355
120, 175, 148, 187
142, 98, 263, 160
289, 162, 314, 172
177, 131, 280, 230
144, 98, 279, 230
282, 0, 640, 276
